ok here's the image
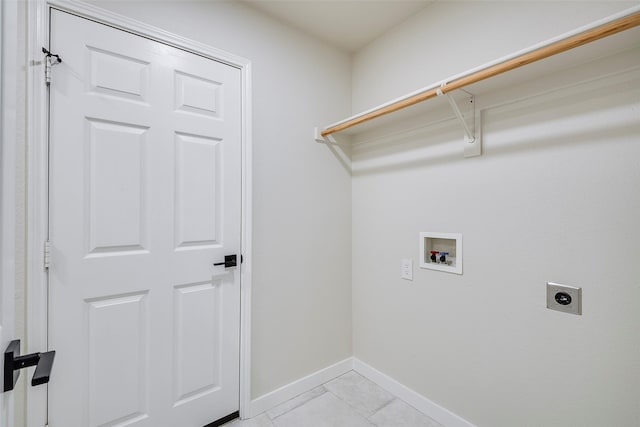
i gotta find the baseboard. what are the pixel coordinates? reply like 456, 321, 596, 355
353, 358, 476, 427
245, 357, 353, 418
244, 356, 474, 426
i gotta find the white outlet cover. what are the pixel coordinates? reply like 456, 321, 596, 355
401, 259, 413, 281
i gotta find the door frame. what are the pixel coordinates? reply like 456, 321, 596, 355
25, 1, 253, 426
1, 0, 18, 424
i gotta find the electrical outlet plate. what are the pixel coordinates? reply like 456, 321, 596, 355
401, 259, 413, 281
547, 282, 582, 315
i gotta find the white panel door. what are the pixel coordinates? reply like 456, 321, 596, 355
48, 10, 241, 427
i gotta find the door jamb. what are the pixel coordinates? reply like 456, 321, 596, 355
1, 0, 18, 424
25, 1, 253, 426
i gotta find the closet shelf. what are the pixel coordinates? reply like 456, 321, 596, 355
315, 7, 640, 142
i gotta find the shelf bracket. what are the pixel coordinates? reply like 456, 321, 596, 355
313, 127, 352, 174
314, 127, 340, 145
437, 86, 482, 158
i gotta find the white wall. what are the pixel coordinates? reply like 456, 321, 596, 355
352, 1, 637, 112
50, 0, 353, 400
351, 2, 640, 426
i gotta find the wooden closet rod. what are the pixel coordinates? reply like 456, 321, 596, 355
321, 10, 640, 137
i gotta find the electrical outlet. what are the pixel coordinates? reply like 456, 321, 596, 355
547, 282, 582, 315
401, 259, 413, 281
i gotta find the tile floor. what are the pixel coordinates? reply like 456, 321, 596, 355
223, 371, 443, 427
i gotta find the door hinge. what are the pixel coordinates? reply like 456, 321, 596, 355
42, 47, 62, 86
45, 57, 52, 85
44, 240, 51, 269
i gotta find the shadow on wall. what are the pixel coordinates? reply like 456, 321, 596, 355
324, 138, 353, 175
349, 69, 639, 177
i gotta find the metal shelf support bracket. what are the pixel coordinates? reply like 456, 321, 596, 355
437, 87, 482, 157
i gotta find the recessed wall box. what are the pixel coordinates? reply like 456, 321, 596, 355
419, 232, 462, 274
546, 282, 582, 315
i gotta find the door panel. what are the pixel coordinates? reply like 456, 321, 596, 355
48, 10, 241, 427
86, 119, 149, 254
87, 292, 149, 426
174, 133, 222, 249
173, 281, 221, 405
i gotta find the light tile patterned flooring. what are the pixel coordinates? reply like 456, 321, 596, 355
224, 371, 443, 427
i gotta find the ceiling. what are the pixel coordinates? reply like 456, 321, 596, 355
239, 0, 435, 52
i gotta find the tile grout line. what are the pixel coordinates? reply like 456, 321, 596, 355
323, 383, 375, 420
323, 377, 393, 422
267, 387, 329, 422
325, 392, 378, 427
367, 397, 397, 421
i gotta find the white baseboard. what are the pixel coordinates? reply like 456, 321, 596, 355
245, 358, 353, 418
245, 357, 474, 427
353, 358, 476, 427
